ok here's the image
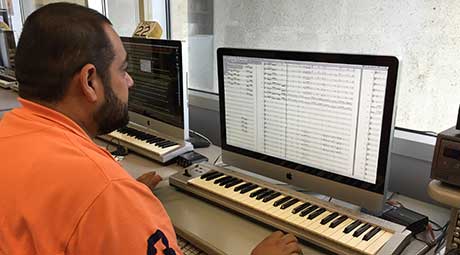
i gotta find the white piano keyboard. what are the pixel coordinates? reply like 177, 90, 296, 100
100, 125, 193, 163
169, 163, 412, 255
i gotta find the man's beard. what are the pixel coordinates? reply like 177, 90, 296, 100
94, 84, 129, 135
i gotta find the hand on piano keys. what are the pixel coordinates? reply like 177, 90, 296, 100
189, 171, 394, 255
251, 231, 303, 255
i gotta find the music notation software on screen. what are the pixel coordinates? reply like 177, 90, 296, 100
223, 56, 388, 184
124, 41, 183, 128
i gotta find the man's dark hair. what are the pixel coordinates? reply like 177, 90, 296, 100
15, 3, 114, 102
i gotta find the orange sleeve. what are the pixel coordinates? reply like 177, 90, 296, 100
66, 179, 183, 255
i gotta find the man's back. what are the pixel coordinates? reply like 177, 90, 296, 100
0, 99, 182, 255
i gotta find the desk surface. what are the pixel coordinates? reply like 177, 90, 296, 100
116, 144, 450, 255
0, 88, 451, 254
0, 88, 19, 110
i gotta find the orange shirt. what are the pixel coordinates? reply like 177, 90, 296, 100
0, 98, 183, 255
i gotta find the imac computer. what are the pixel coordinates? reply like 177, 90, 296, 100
101, 37, 192, 163
217, 48, 399, 213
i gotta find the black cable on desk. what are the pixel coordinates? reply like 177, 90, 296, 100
395, 126, 437, 137
0, 108, 12, 112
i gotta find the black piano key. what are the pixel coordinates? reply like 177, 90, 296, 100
135, 133, 147, 139
225, 179, 243, 188
292, 202, 311, 214
205, 172, 224, 181
201, 171, 217, 179
307, 208, 326, 220
214, 175, 232, 184
329, 215, 348, 228
320, 212, 340, 225
161, 142, 177, 148
262, 192, 281, 203
240, 184, 259, 194
145, 138, 158, 144
353, 223, 372, 237
280, 198, 300, 210
148, 137, 163, 143
343, 220, 362, 234
363, 227, 381, 241
299, 205, 319, 217
157, 139, 170, 144
155, 141, 170, 147
234, 182, 251, 192
219, 177, 237, 186
250, 188, 268, 198
273, 196, 292, 207
203, 172, 222, 181
256, 190, 274, 200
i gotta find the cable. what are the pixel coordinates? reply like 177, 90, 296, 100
429, 220, 444, 231
0, 108, 12, 112
105, 138, 129, 156
188, 88, 219, 96
395, 126, 437, 137
213, 154, 222, 165
414, 235, 435, 247
189, 129, 212, 145
386, 191, 397, 201
434, 222, 449, 254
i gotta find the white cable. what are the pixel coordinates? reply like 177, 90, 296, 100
189, 129, 212, 145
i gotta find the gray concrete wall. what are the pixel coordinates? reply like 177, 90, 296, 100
213, 0, 460, 133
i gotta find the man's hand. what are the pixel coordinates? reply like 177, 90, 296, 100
136, 171, 162, 191
251, 231, 302, 255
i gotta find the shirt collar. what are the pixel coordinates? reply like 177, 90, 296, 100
17, 97, 92, 141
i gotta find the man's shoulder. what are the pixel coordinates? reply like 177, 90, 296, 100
59, 130, 133, 182
1, 118, 133, 184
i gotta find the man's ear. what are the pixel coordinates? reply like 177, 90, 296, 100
79, 63, 102, 103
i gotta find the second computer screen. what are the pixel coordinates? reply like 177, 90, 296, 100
122, 37, 184, 128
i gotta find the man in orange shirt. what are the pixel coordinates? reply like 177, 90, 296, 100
0, 3, 301, 255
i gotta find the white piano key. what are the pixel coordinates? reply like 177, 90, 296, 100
264, 196, 290, 213
285, 211, 307, 225
298, 210, 327, 231
306, 210, 334, 233
185, 168, 404, 255
355, 230, 385, 252
364, 232, 393, 255
337, 223, 365, 246
277, 201, 304, 219
310, 211, 338, 234
323, 218, 355, 239
110, 131, 180, 154
346, 227, 374, 249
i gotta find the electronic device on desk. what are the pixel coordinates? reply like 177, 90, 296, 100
170, 48, 412, 254
428, 180, 460, 254
0, 28, 16, 90
432, 126, 460, 186
0, 69, 17, 90
99, 37, 192, 163
176, 151, 208, 168
430, 125, 460, 253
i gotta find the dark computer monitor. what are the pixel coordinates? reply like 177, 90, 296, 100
217, 48, 399, 213
0, 29, 15, 69
121, 37, 188, 140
